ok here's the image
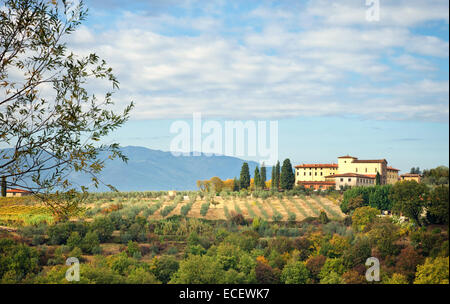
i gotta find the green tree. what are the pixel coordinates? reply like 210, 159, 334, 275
260, 164, 267, 189
280, 159, 295, 190
281, 261, 310, 284
426, 185, 449, 225
274, 161, 281, 190
352, 206, 380, 232
318, 258, 346, 281
320, 271, 344, 284
390, 181, 429, 226
368, 185, 393, 211
233, 177, 240, 192
368, 219, 400, 258
91, 217, 114, 242
239, 163, 250, 190
254, 166, 261, 190
66, 231, 82, 250
169, 255, 225, 284
414, 257, 449, 284
271, 166, 276, 190
126, 267, 160, 284
375, 172, 381, 185
0, 0, 133, 203
385, 273, 409, 284
81, 231, 100, 254
153, 255, 179, 284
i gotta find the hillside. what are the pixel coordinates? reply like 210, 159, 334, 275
67, 146, 269, 191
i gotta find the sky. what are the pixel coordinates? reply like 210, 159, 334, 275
67, 0, 448, 173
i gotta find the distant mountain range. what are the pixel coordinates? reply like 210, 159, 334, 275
63, 146, 269, 191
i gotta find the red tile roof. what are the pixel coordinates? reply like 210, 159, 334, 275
325, 173, 376, 179
401, 173, 421, 177
295, 163, 338, 169
352, 159, 387, 164
338, 155, 357, 159
6, 188, 32, 194
387, 166, 400, 171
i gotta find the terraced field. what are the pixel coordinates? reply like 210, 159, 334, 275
141, 195, 344, 222
0, 193, 344, 227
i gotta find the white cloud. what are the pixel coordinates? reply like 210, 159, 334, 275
66, 1, 449, 122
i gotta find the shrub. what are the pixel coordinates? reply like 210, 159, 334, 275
32, 235, 45, 246
200, 202, 210, 217
81, 231, 100, 254
66, 232, 82, 250
319, 211, 329, 224
352, 206, 380, 232
90, 217, 114, 242
281, 261, 310, 284
272, 212, 282, 222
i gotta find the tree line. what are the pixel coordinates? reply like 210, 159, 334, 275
197, 159, 296, 193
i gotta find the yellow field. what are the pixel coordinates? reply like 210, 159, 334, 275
0, 197, 54, 226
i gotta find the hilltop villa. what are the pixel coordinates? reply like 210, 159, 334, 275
295, 155, 401, 190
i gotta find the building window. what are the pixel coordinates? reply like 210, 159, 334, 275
309, 172, 311, 176
304, 172, 306, 176
340, 178, 344, 182
348, 178, 351, 182
315, 172, 317, 176
356, 168, 358, 172
320, 172, 323, 176
365, 168, 367, 172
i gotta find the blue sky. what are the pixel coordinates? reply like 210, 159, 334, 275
70, 0, 449, 173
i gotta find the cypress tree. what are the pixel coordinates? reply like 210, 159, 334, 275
375, 172, 381, 185
1, 177, 6, 197
280, 159, 295, 190
260, 163, 266, 189
240, 163, 250, 190
233, 177, 240, 192
271, 166, 276, 190
275, 161, 281, 190
254, 166, 261, 190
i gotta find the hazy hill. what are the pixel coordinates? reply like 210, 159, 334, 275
67, 146, 269, 191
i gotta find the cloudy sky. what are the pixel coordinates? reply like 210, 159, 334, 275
73, 0, 448, 171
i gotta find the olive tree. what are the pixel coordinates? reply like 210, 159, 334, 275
0, 0, 133, 206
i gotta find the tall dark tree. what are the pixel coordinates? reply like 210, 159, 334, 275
274, 161, 281, 190
254, 166, 261, 190
410, 167, 421, 174
280, 159, 295, 190
239, 163, 250, 190
1, 176, 6, 197
271, 166, 276, 190
0, 0, 133, 202
375, 172, 381, 185
260, 163, 267, 189
233, 177, 240, 192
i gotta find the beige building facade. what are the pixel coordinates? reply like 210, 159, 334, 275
400, 174, 421, 183
337, 156, 388, 184
328, 173, 376, 190
387, 166, 400, 184
295, 155, 400, 190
